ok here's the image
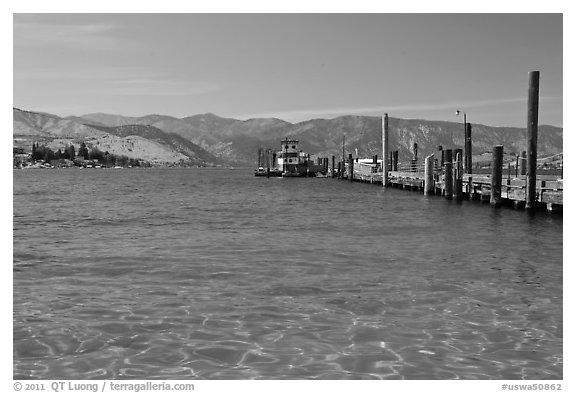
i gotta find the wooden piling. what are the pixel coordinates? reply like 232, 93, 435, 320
444, 149, 453, 199
331, 155, 335, 178
349, 153, 354, 181
519, 151, 526, 176
453, 148, 463, 201
465, 123, 472, 174
438, 145, 444, 168
491, 145, 504, 208
382, 114, 389, 187
526, 71, 540, 211
424, 154, 435, 195
393, 151, 398, 171
257, 147, 263, 167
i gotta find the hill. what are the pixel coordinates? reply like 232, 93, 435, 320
14, 108, 563, 166
87, 123, 222, 165
13, 108, 221, 165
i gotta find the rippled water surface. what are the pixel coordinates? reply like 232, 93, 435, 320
13, 168, 562, 379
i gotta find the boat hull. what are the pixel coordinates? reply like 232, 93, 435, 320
254, 169, 283, 177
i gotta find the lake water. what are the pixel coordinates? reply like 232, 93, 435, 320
13, 168, 563, 380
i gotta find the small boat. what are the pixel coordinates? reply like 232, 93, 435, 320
282, 171, 303, 178
254, 167, 283, 177
254, 167, 267, 176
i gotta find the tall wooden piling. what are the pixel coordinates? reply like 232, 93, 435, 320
438, 145, 444, 168
424, 154, 435, 195
465, 123, 472, 174
526, 71, 540, 211
453, 148, 463, 201
348, 153, 354, 181
520, 151, 527, 176
257, 147, 263, 167
444, 149, 453, 199
266, 149, 270, 168
341, 134, 346, 176
467, 176, 474, 200
491, 145, 504, 208
412, 143, 418, 172
382, 114, 389, 187
331, 155, 335, 178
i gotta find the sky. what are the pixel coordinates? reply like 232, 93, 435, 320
13, 13, 563, 127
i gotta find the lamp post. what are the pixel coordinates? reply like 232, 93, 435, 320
456, 109, 472, 174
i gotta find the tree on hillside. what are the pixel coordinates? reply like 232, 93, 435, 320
67, 145, 76, 160
78, 142, 89, 159
115, 155, 129, 167
31, 142, 44, 161
89, 147, 104, 161
43, 148, 55, 162
101, 151, 115, 167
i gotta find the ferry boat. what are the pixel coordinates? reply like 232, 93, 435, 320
254, 138, 326, 177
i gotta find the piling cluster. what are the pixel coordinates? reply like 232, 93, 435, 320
322, 71, 561, 213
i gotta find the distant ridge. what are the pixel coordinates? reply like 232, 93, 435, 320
13, 108, 563, 166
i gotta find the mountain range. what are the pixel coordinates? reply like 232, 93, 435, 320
13, 108, 563, 166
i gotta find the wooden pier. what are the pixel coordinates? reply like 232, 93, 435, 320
341, 166, 562, 213
326, 71, 562, 214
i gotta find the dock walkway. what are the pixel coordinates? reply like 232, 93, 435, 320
345, 166, 563, 213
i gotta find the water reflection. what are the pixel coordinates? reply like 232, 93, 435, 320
13, 168, 562, 379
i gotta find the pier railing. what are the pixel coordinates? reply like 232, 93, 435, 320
343, 159, 562, 213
